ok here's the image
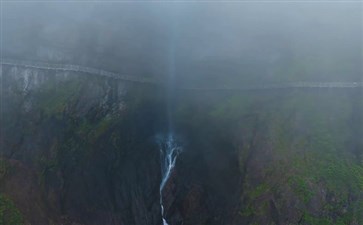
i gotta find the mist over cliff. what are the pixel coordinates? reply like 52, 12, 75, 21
1, 2, 362, 225
3, 2, 362, 84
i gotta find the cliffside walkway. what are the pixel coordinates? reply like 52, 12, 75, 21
1, 59, 159, 84
1, 59, 362, 90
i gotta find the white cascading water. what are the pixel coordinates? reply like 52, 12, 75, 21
158, 133, 181, 225
159, 5, 180, 224
159, 47, 181, 224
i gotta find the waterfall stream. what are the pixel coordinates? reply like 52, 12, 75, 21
158, 133, 181, 225
159, 5, 180, 224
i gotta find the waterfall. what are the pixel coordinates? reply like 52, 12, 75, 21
158, 4, 181, 224
158, 133, 181, 225
158, 39, 181, 225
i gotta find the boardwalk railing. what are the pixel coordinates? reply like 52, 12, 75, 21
183, 82, 363, 91
1, 59, 362, 90
1, 59, 160, 84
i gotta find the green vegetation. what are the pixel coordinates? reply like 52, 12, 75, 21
28, 81, 164, 217
302, 213, 333, 225
2, 72, 362, 224
249, 183, 270, 200
35, 77, 83, 117
0, 159, 10, 181
178, 90, 362, 224
0, 195, 23, 225
288, 176, 313, 204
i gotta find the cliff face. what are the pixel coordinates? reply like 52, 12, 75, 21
1, 65, 362, 225
0, 65, 165, 225
167, 90, 363, 225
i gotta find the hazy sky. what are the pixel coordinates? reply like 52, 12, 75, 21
2, 1, 362, 84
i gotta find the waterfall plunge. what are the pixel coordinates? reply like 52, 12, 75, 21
158, 133, 181, 225
158, 51, 181, 224
159, 5, 181, 224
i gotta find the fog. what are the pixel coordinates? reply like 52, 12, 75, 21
1, 2, 363, 225
3, 2, 362, 86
